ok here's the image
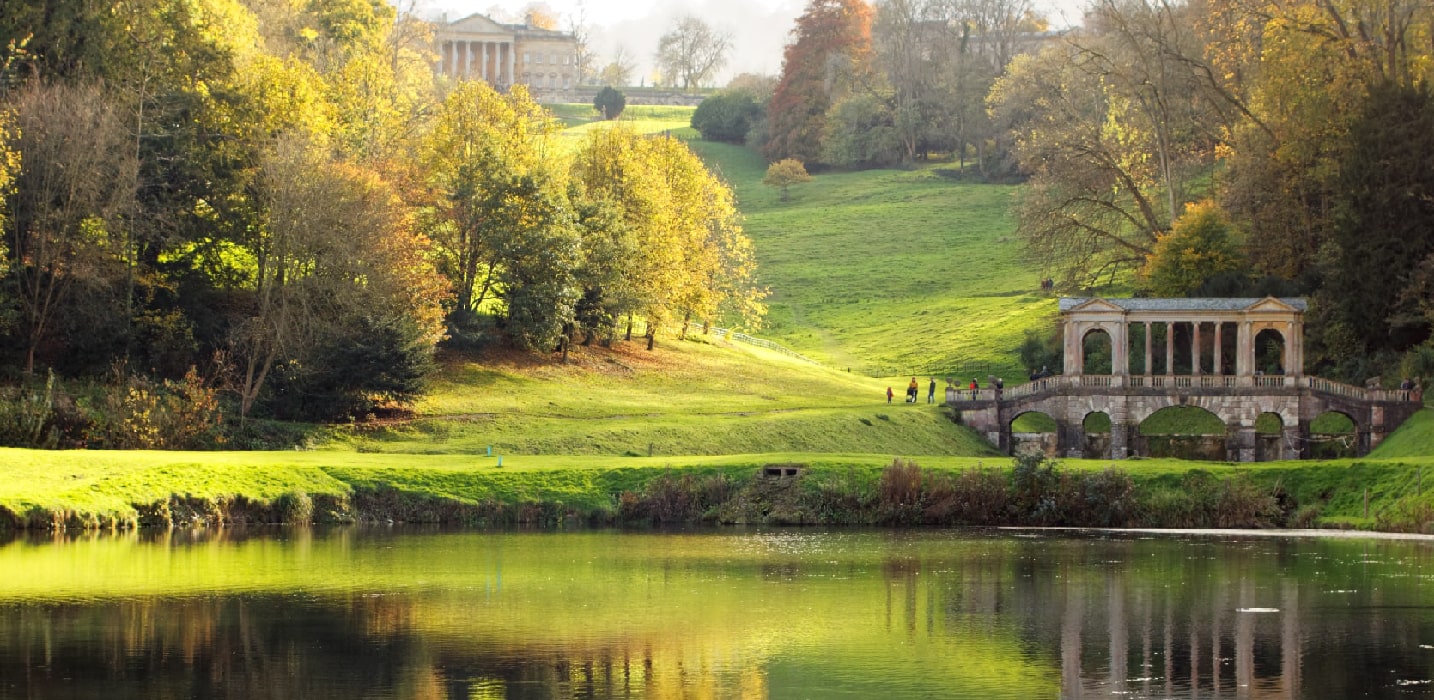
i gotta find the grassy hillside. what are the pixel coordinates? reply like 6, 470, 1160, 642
684, 140, 1054, 383
548, 104, 1053, 383
338, 337, 997, 458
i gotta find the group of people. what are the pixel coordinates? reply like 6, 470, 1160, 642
886, 375, 1003, 403
889, 377, 940, 404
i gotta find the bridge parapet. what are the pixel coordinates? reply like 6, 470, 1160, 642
947, 374, 1422, 461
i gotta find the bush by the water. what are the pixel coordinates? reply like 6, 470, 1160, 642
0, 368, 224, 450
607, 455, 1289, 528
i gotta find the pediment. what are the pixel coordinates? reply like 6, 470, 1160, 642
1064, 298, 1124, 314
1245, 297, 1299, 313
447, 14, 512, 36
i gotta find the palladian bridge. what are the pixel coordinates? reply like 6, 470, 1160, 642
949, 297, 1423, 461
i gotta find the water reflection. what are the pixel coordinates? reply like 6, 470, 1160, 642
0, 529, 1432, 698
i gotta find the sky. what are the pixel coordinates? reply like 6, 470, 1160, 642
416, 0, 1088, 85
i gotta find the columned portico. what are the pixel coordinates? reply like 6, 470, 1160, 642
952, 297, 1422, 462
433, 13, 579, 99
1062, 298, 1307, 384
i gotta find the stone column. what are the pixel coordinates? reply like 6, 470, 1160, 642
1290, 318, 1304, 377
1214, 322, 1223, 376
1165, 322, 1175, 376
506, 42, 516, 85
1192, 322, 1202, 376
480, 42, 489, 81
1113, 321, 1128, 378
1144, 321, 1152, 376
1064, 321, 1082, 376
1296, 318, 1307, 378
466, 41, 475, 76
1226, 420, 1257, 462
1236, 321, 1253, 378
439, 41, 449, 76
1109, 394, 1129, 459
1109, 422, 1130, 459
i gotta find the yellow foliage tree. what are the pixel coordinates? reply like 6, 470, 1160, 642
1139, 200, 1245, 297
762, 158, 812, 201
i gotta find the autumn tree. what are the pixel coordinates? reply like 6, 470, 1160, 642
988, 0, 1224, 288
599, 45, 637, 87
4, 82, 136, 375
654, 16, 732, 91
487, 169, 582, 353
822, 93, 903, 167
566, 4, 596, 85
871, 0, 1036, 170
233, 135, 445, 421
522, 2, 559, 29
572, 127, 764, 349
1139, 200, 1245, 297
763, 159, 813, 201
1208, 0, 1434, 281
765, 0, 873, 163
421, 82, 557, 318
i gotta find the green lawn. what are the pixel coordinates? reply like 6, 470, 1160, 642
684, 138, 1053, 383
339, 335, 997, 458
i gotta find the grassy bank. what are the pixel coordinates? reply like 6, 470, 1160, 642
6, 445, 1434, 533
345, 336, 995, 458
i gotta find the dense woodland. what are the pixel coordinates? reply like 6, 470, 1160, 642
696, 0, 1434, 383
0, 0, 1432, 450
0, 0, 764, 446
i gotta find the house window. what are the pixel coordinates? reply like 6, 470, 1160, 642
535, 53, 543, 64
523, 52, 530, 63
561, 54, 568, 65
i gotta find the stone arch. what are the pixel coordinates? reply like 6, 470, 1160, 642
1137, 405, 1226, 460
1081, 327, 1115, 375
1082, 411, 1112, 458
1310, 410, 1358, 459
1009, 410, 1058, 457
1254, 328, 1287, 375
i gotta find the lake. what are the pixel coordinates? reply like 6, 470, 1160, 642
0, 527, 1432, 698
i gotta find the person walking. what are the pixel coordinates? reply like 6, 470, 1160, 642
887, 386, 894, 404
927, 378, 936, 404
907, 377, 919, 403
969, 377, 979, 399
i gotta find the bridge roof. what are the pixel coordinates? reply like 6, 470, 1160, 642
1059, 297, 1307, 313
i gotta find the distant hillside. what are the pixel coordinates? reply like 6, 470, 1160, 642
685, 136, 1056, 381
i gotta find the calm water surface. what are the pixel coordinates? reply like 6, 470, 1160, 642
1, 527, 1433, 699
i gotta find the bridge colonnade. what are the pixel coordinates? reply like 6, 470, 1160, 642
950, 298, 1421, 461
1061, 297, 1305, 383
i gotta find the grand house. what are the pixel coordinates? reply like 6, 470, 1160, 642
433, 14, 579, 100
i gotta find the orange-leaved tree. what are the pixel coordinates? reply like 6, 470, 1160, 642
764, 0, 872, 164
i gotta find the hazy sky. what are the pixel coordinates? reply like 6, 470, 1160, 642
419, 0, 1087, 85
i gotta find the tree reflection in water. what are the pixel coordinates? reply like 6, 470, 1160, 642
0, 529, 1431, 699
